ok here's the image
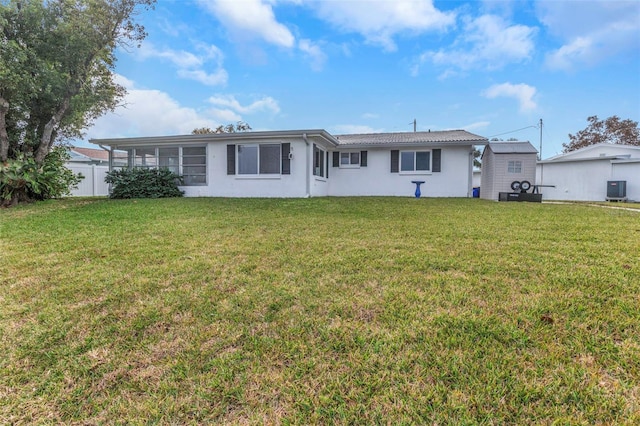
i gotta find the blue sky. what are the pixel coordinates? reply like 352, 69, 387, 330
83, 0, 640, 159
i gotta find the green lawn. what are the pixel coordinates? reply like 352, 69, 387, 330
1, 197, 639, 424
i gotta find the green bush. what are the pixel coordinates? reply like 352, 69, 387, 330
0, 147, 82, 207
105, 168, 184, 199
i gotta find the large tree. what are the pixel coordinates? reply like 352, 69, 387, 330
0, 0, 154, 205
562, 115, 640, 152
192, 122, 253, 134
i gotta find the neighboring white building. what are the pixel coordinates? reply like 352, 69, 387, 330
536, 143, 640, 202
480, 142, 538, 201
91, 129, 488, 198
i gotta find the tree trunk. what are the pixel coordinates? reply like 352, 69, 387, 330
34, 96, 71, 165
0, 96, 9, 162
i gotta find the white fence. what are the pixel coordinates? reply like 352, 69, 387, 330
66, 164, 110, 196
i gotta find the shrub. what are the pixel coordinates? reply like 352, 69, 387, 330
0, 147, 82, 207
105, 168, 184, 199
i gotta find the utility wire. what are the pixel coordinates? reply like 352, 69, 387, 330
488, 125, 538, 139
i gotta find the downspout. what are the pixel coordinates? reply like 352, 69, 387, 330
303, 133, 311, 197
468, 147, 474, 198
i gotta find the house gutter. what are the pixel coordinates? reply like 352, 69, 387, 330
468, 148, 474, 198
303, 133, 311, 198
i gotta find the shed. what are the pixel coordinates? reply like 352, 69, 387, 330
480, 142, 538, 200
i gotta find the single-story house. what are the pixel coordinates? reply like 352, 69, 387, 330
480, 142, 538, 200
90, 129, 488, 198
68, 146, 110, 165
536, 143, 640, 202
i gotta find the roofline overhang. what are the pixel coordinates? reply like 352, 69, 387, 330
336, 140, 488, 149
537, 155, 633, 164
90, 129, 340, 148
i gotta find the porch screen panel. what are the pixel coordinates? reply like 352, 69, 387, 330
182, 146, 206, 185
159, 147, 179, 174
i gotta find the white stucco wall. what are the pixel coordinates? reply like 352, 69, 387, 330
611, 161, 639, 202
536, 159, 614, 201
327, 146, 473, 197
181, 139, 311, 198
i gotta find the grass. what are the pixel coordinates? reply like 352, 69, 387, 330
1, 197, 639, 424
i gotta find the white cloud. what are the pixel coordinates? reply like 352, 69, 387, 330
538, 1, 640, 71
86, 76, 217, 139
333, 125, 385, 135
197, 0, 295, 48
310, 0, 456, 51
136, 42, 228, 86
483, 83, 537, 113
362, 113, 379, 119
462, 121, 491, 131
298, 39, 327, 71
415, 14, 536, 74
207, 94, 281, 115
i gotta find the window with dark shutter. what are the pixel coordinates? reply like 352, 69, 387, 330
227, 144, 235, 175
333, 151, 339, 167
391, 150, 399, 173
360, 151, 367, 167
432, 149, 441, 172
281, 143, 291, 175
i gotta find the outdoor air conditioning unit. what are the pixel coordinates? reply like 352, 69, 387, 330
606, 180, 627, 201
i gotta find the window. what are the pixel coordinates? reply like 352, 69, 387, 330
335, 151, 367, 168
237, 143, 280, 175
400, 151, 430, 172
508, 160, 522, 174
128, 146, 206, 186
340, 152, 360, 166
313, 144, 325, 177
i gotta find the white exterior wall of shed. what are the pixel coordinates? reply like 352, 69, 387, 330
328, 146, 473, 197
481, 153, 536, 200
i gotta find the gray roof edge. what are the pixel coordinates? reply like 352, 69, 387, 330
336, 141, 486, 149
90, 129, 339, 147
537, 155, 626, 164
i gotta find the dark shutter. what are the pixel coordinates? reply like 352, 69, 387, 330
281, 143, 291, 175
312, 144, 317, 176
227, 144, 235, 175
326, 152, 329, 178
390, 150, 399, 173
360, 151, 367, 167
333, 151, 339, 167
432, 149, 441, 172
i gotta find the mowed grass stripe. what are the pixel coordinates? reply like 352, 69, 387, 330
1, 197, 639, 424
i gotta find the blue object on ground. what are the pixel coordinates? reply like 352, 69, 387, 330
473, 187, 480, 198
411, 181, 425, 198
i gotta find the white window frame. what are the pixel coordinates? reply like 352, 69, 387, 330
314, 145, 326, 178
340, 151, 360, 168
399, 150, 431, 174
507, 160, 522, 174
237, 143, 281, 177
